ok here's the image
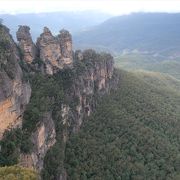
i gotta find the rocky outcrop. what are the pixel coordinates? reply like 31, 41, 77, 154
58, 29, 73, 67
65, 49, 115, 134
16, 26, 37, 64
19, 49, 115, 177
48, 49, 116, 179
0, 25, 31, 139
16, 26, 74, 75
31, 112, 56, 171
36, 27, 62, 74
20, 112, 56, 171
74, 50, 83, 61
0, 25, 117, 179
36, 27, 73, 74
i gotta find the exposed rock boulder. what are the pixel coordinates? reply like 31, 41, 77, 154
0, 25, 31, 139
16, 26, 37, 64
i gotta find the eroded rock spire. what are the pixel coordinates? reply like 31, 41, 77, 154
36, 27, 73, 74
16, 26, 37, 64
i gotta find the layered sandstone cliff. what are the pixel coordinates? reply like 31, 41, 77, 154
0, 25, 31, 139
18, 49, 115, 176
20, 112, 56, 172
67, 49, 114, 133
40, 49, 116, 179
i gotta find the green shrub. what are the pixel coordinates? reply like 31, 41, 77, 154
0, 129, 22, 166
0, 165, 38, 180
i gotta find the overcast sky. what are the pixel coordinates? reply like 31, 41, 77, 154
1, 0, 180, 15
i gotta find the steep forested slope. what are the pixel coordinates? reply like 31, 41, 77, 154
65, 70, 180, 180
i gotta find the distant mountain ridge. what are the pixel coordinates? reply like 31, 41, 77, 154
0, 11, 111, 40
74, 13, 180, 56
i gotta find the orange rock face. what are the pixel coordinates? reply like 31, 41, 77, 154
0, 25, 31, 140
0, 98, 20, 139
19, 112, 56, 172
0, 78, 31, 139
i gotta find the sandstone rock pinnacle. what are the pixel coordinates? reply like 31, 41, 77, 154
16, 26, 37, 63
58, 29, 73, 66
36, 27, 62, 74
36, 27, 73, 74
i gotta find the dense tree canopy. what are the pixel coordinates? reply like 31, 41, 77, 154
65, 70, 180, 180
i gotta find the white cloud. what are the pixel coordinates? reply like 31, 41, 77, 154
0, 0, 180, 15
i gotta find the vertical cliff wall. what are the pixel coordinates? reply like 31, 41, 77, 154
41, 49, 117, 180
0, 25, 31, 139
67, 49, 114, 134
18, 49, 116, 178
20, 112, 56, 172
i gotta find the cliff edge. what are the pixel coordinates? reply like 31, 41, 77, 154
0, 24, 118, 180
0, 25, 31, 139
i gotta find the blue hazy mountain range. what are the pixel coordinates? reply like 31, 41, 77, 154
73, 13, 180, 55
